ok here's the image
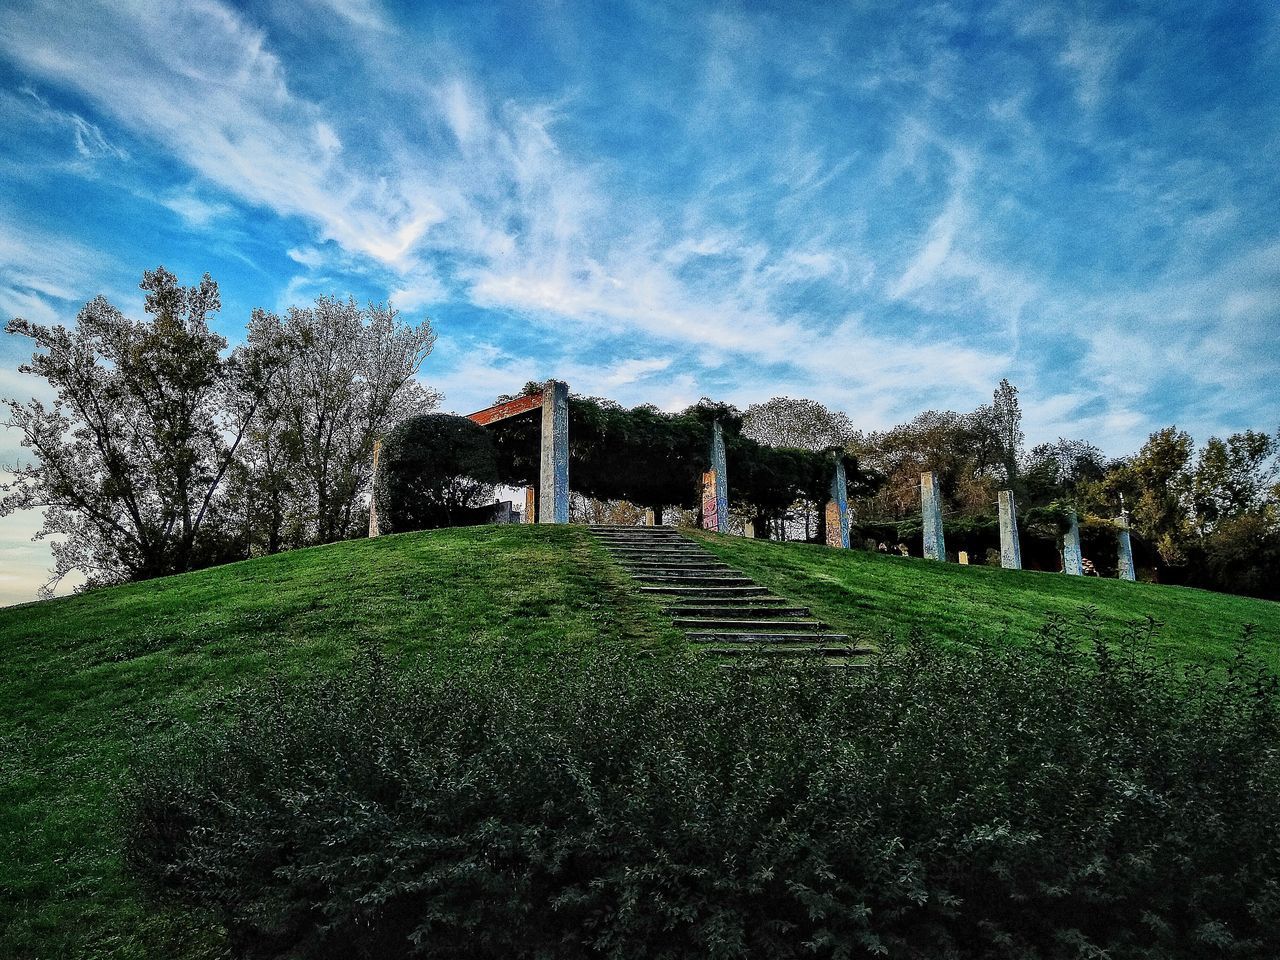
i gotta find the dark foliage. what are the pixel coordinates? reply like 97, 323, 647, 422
484, 385, 876, 521
126, 621, 1280, 959
374, 414, 499, 531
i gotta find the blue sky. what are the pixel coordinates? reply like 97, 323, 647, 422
1, 0, 1278, 602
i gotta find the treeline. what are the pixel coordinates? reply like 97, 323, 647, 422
1, 267, 437, 595
741, 382, 1280, 599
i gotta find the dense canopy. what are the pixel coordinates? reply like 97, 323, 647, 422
484, 385, 879, 523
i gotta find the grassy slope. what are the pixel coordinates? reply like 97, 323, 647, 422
4, 525, 1279, 957
0, 525, 683, 960
692, 531, 1280, 669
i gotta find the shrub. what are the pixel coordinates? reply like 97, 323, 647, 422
375, 414, 499, 531
125, 623, 1280, 959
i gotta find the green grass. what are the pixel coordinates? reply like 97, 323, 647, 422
692, 530, 1280, 669
3, 524, 1278, 957
0, 525, 682, 959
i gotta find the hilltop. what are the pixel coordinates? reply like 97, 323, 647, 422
1, 524, 1277, 958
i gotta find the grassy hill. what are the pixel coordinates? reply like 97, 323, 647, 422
2, 524, 1277, 958
692, 530, 1280, 669
0, 526, 682, 959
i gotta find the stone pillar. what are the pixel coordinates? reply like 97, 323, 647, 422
644, 507, 655, 526
702, 421, 729, 533
744, 520, 756, 539
1116, 518, 1136, 581
524, 486, 536, 524
958, 550, 969, 565
538, 379, 569, 523
368, 438, 382, 537
825, 458, 851, 548
1062, 510, 1083, 575
921, 471, 945, 560
997, 489, 1022, 570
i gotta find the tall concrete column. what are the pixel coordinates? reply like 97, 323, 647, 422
825, 458, 850, 548
997, 489, 1021, 569
368, 439, 383, 537
921, 471, 945, 560
702, 421, 729, 532
1116, 518, 1136, 581
538, 379, 569, 523
1062, 509, 1083, 575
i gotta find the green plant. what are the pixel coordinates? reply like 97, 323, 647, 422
375, 414, 500, 531
125, 620, 1280, 959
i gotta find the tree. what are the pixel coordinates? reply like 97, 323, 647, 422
979, 378, 1024, 487
1021, 438, 1107, 507
375, 414, 499, 532
1100, 427, 1195, 566
246, 297, 439, 546
1190, 430, 1280, 531
742, 397, 854, 452
1, 268, 289, 591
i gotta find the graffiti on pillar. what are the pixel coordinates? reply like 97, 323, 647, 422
701, 469, 718, 531
828, 458, 850, 548
824, 500, 843, 547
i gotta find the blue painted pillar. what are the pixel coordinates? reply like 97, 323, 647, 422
538, 379, 569, 523
921, 471, 945, 560
1062, 509, 1083, 575
701, 420, 729, 533
826, 458, 850, 548
1116, 518, 1136, 581
997, 489, 1021, 569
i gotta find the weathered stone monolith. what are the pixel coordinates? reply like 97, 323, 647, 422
825, 458, 851, 548
368, 438, 382, 537
539, 379, 569, 523
1116, 517, 1136, 581
1062, 510, 1083, 575
921, 471, 945, 560
997, 489, 1022, 570
958, 550, 969, 565
524, 486, 536, 524
702, 421, 729, 532
644, 507, 655, 526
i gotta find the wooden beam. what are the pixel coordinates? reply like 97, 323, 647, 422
466, 392, 544, 426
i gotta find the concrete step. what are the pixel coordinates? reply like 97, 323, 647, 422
696, 647, 875, 660
673, 618, 823, 630
592, 530, 687, 537
619, 562, 733, 573
634, 574, 755, 585
665, 605, 810, 618
591, 527, 691, 535
686, 631, 853, 643
639, 584, 770, 596
601, 547, 706, 555
662, 594, 790, 605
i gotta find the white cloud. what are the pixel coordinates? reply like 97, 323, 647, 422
159, 188, 235, 227
0, 0, 440, 270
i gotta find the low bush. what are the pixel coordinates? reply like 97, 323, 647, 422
125, 621, 1280, 959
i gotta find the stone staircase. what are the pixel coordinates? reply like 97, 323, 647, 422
589, 525, 875, 663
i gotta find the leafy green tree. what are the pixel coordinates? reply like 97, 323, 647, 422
375, 414, 499, 532
1190, 430, 1280, 531
1, 268, 290, 592
1101, 427, 1195, 566
244, 297, 439, 546
1021, 438, 1107, 508
741, 397, 854, 451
